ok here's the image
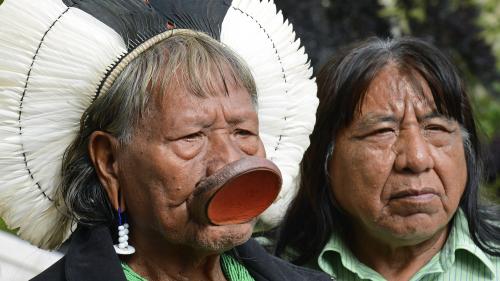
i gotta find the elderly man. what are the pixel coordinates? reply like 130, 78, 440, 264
0, 0, 330, 280
277, 37, 500, 281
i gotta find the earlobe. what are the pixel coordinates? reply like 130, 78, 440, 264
88, 131, 126, 212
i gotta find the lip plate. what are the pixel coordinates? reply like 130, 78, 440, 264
188, 156, 282, 226
207, 166, 282, 225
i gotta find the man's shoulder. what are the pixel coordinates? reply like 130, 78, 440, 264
235, 238, 334, 281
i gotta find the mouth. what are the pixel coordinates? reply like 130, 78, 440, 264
390, 188, 439, 201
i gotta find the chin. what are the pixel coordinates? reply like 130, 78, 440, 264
194, 221, 254, 252
383, 222, 446, 245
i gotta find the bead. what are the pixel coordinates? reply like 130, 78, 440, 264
114, 218, 134, 255
114, 245, 135, 255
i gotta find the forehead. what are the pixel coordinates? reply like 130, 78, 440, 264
356, 64, 437, 116
149, 49, 256, 105
146, 76, 255, 124
164, 79, 253, 108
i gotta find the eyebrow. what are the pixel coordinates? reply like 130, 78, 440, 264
416, 111, 449, 122
353, 111, 452, 131
353, 113, 398, 131
195, 113, 255, 129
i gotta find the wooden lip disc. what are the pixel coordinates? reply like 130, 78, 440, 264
189, 157, 282, 225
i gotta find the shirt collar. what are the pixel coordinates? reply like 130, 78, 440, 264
440, 209, 496, 278
317, 209, 496, 279
317, 228, 385, 280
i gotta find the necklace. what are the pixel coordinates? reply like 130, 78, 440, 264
220, 253, 255, 281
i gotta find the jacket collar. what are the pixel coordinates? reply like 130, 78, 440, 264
65, 225, 126, 281
63, 225, 330, 281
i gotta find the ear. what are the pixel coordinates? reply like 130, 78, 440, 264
88, 131, 126, 212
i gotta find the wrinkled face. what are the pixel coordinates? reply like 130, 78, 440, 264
329, 65, 467, 246
116, 79, 265, 253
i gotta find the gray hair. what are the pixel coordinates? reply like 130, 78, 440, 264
59, 29, 257, 225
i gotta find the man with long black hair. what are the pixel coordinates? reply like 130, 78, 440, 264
277, 37, 500, 281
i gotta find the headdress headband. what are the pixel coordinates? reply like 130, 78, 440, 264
0, 0, 317, 249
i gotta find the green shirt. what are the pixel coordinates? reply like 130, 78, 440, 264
316, 210, 499, 281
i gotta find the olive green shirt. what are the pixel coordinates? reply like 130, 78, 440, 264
316, 210, 499, 280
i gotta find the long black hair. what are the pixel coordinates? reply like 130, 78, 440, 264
275, 37, 500, 264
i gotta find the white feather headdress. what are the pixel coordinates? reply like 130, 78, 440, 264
221, 0, 317, 229
0, 0, 317, 249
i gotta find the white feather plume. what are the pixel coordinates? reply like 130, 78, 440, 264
221, 0, 318, 230
0, 0, 126, 249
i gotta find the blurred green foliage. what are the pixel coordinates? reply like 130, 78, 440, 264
472, 0, 500, 72
474, 90, 500, 140
484, 177, 500, 204
0, 217, 17, 234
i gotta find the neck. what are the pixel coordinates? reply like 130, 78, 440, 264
122, 232, 227, 281
347, 225, 449, 281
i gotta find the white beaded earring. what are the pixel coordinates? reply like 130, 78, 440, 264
114, 208, 135, 255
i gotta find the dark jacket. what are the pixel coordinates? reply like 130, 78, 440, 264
32, 225, 333, 281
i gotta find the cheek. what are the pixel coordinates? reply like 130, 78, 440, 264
157, 144, 205, 192
232, 134, 265, 157
118, 147, 204, 229
330, 140, 395, 213
254, 138, 266, 157
433, 141, 467, 208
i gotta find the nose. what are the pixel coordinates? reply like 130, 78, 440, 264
205, 133, 245, 176
394, 128, 434, 173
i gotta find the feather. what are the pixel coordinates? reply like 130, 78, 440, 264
0, 0, 127, 249
221, 0, 318, 230
62, 0, 167, 50
149, 0, 231, 40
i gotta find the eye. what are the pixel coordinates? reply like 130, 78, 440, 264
234, 128, 260, 155
234, 129, 255, 137
354, 126, 397, 141
371, 127, 395, 136
181, 132, 203, 142
425, 124, 451, 133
